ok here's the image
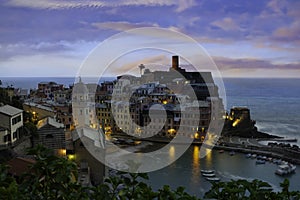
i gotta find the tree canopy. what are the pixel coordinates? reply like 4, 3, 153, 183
0, 146, 299, 200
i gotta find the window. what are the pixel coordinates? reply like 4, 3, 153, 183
4, 135, 10, 142
12, 115, 21, 125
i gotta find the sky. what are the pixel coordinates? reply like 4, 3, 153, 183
0, 0, 299, 78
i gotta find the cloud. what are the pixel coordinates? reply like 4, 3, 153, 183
211, 17, 240, 31
0, 53, 81, 77
5, 0, 104, 9
213, 56, 300, 77
91, 21, 159, 31
175, 0, 196, 13
0, 40, 98, 63
187, 16, 201, 26
107, 54, 170, 76
272, 21, 300, 43
4, 0, 194, 12
267, 0, 285, 15
213, 56, 300, 71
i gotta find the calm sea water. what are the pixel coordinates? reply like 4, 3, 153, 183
224, 78, 300, 145
147, 146, 300, 197
1, 77, 300, 196
147, 78, 300, 197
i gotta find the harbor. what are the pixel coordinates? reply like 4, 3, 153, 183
110, 133, 300, 165
146, 145, 300, 197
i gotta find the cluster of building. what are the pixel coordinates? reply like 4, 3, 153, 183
1, 55, 226, 185
70, 55, 225, 183
73, 56, 224, 142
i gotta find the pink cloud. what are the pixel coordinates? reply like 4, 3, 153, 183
211, 17, 240, 31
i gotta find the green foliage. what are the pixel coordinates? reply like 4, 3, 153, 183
19, 145, 86, 200
0, 146, 300, 200
157, 185, 198, 200
204, 178, 300, 200
0, 87, 11, 105
91, 172, 158, 200
24, 121, 38, 138
0, 165, 21, 200
0, 87, 23, 109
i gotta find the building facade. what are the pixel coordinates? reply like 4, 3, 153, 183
0, 105, 23, 148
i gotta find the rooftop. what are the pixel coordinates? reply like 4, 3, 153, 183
231, 106, 249, 110
36, 117, 64, 129
0, 105, 23, 116
7, 157, 36, 177
23, 102, 54, 112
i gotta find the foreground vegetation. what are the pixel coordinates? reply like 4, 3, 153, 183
0, 146, 299, 200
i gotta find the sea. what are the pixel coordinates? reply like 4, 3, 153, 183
1, 77, 300, 196
224, 78, 300, 145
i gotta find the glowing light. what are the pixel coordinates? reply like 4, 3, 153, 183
68, 154, 75, 160
232, 119, 241, 127
193, 145, 199, 167
201, 136, 205, 142
59, 149, 66, 156
105, 126, 112, 134
192, 146, 200, 184
162, 100, 168, 105
168, 128, 176, 136
194, 132, 200, 139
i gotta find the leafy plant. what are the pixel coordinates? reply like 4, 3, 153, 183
1, 146, 300, 200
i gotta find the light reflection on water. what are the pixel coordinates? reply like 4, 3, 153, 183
191, 146, 200, 184
148, 145, 300, 197
205, 148, 212, 167
169, 145, 175, 161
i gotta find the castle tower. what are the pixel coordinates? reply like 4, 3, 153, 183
172, 55, 179, 70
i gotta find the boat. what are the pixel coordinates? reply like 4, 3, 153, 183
251, 154, 257, 159
273, 159, 281, 165
229, 151, 235, 156
275, 164, 296, 176
200, 169, 215, 174
262, 156, 267, 160
256, 160, 266, 164
245, 153, 252, 158
219, 150, 224, 153
281, 161, 289, 165
202, 173, 216, 177
267, 157, 273, 162
206, 177, 220, 182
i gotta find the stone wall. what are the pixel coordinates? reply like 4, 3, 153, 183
12, 137, 32, 155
